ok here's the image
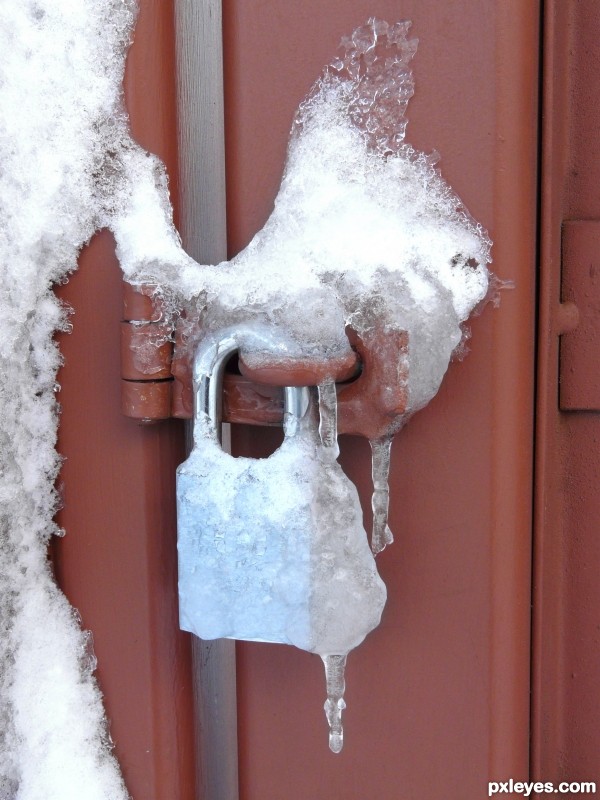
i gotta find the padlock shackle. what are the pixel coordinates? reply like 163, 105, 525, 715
192, 326, 310, 445
195, 335, 238, 441
282, 386, 310, 437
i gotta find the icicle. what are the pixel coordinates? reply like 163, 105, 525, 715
370, 436, 394, 554
317, 380, 338, 451
321, 654, 347, 753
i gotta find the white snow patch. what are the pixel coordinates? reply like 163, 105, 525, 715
1, 1, 138, 797
173, 19, 492, 419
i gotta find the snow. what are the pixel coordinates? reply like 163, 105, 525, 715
173, 20, 491, 423
0, 2, 492, 788
0, 1, 139, 797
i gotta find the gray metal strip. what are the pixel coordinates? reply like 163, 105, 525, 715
174, 2, 239, 799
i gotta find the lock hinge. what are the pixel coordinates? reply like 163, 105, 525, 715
120, 282, 286, 426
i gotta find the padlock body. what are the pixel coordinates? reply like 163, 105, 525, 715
177, 436, 312, 646
177, 429, 386, 655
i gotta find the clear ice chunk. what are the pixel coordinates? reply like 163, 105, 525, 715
177, 426, 387, 651
370, 436, 394, 555
317, 380, 338, 450
322, 654, 347, 754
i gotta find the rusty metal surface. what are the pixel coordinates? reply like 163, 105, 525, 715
336, 328, 408, 439
121, 378, 173, 421
121, 283, 175, 420
236, 350, 360, 387
123, 281, 166, 322
170, 322, 408, 438
53, 2, 196, 798
120, 321, 173, 381
533, 0, 600, 788
224, 1, 537, 797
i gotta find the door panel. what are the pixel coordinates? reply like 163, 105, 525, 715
223, 2, 538, 797
53, 2, 539, 798
534, 0, 600, 786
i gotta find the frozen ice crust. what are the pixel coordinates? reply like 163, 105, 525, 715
171, 19, 492, 423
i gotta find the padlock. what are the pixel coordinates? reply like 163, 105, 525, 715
176, 326, 387, 656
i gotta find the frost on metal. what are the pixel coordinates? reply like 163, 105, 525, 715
0, 2, 493, 791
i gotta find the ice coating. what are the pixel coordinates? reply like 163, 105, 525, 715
322, 655, 347, 754
178, 418, 386, 653
370, 437, 394, 554
317, 381, 338, 450
177, 328, 386, 655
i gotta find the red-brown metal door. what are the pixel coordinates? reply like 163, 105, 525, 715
53, 2, 539, 799
224, 3, 536, 798
534, 0, 600, 789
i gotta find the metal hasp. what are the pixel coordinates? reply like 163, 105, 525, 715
121, 282, 173, 422
120, 281, 410, 439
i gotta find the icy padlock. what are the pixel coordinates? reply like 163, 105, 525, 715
176, 326, 387, 656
